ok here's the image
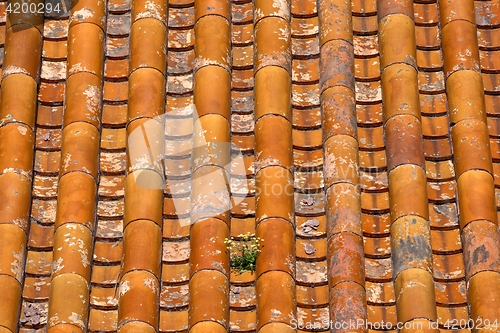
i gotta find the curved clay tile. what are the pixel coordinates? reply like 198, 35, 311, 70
377, 0, 438, 329
253, 0, 297, 331
19, 17, 67, 325
319, 0, 368, 330
439, 0, 500, 325
115, 0, 167, 331
0, 5, 42, 333
188, 0, 231, 332
45, 0, 105, 331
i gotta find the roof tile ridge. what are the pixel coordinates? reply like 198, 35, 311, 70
319, 0, 369, 330
188, 1, 231, 332
252, 1, 297, 332
377, 1, 439, 329
116, 0, 168, 331
46, 0, 106, 330
0, 5, 43, 333
439, 0, 500, 326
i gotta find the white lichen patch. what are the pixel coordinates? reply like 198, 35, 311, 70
143, 276, 158, 293
119, 280, 131, 296
71, 7, 94, 23
52, 256, 65, 273
40, 61, 67, 81
68, 312, 85, 328
11, 245, 25, 281
135, 0, 166, 21
3, 65, 30, 78
272, 0, 290, 19
83, 85, 101, 114
17, 125, 28, 136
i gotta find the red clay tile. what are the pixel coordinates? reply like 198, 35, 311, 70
351, 0, 376, 15
232, 23, 253, 45
378, 14, 416, 69
194, 17, 230, 71
439, 0, 475, 26
55, 172, 96, 229
255, 218, 295, 276
441, 21, 481, 76
385, 116, 425, 170
420, 93, 448, 116
106, 36, 130, 58
330, 282, 367, 333
47, 274, 89, 331
122, 220, 162, 275
51, 223, 93, 280
324, 135, 359, 186
28, 222, 54, 249
256, 271, 296, 330
88, 309, 117, 331
189, 218, 229, 275
461, 220, 500, 279
168, 6, 194, 28
60, 122, 99, 178
380, 64, 420, 121
103, 80, 128, 103
194, 66, 230, 119
118, 271, 160, 329
70, 0, 106, 28
130, 19, 167, 73
327, 232, 365, 287
362, 213, 391, 236
318, 0, 353, 45
255, 17, 291, 72
0, 173, 32, 230
67, 24, 104, 78
38, 83, 65, 104
447, 71, 487, 124
364, 236, 391, 258
124, 170, 163, 226
467, 271, 500, 328
291, 36, 320, 57
320, 40, 355, 93
417, 49, 443, 70
195, 0, 230, 20
3, 26, 42, 80
128, 69, 166, 120
189, 270, 228, 328
1, 128, 35, 175
0, 74, 37, 128
352, 15, 378, 34
427, 180, 456, 203
423, 137, 453, 160
255, 67, 291, 119
132, 0, 166, 22
452, 119, 492, 177
391, 216, 432, 275
356, 103, 383, 125
394, 269, 437, 322
413, 3, 438, 25
0, 275, 22, 332
389, 164, 429, 221
159, 310, 188, 332
432, 253, 465, 280
366, 281, 395, 304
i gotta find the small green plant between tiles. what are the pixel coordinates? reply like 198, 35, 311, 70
224, 232, 263, 275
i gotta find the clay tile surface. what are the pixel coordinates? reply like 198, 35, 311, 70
2, 0, 500, 332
